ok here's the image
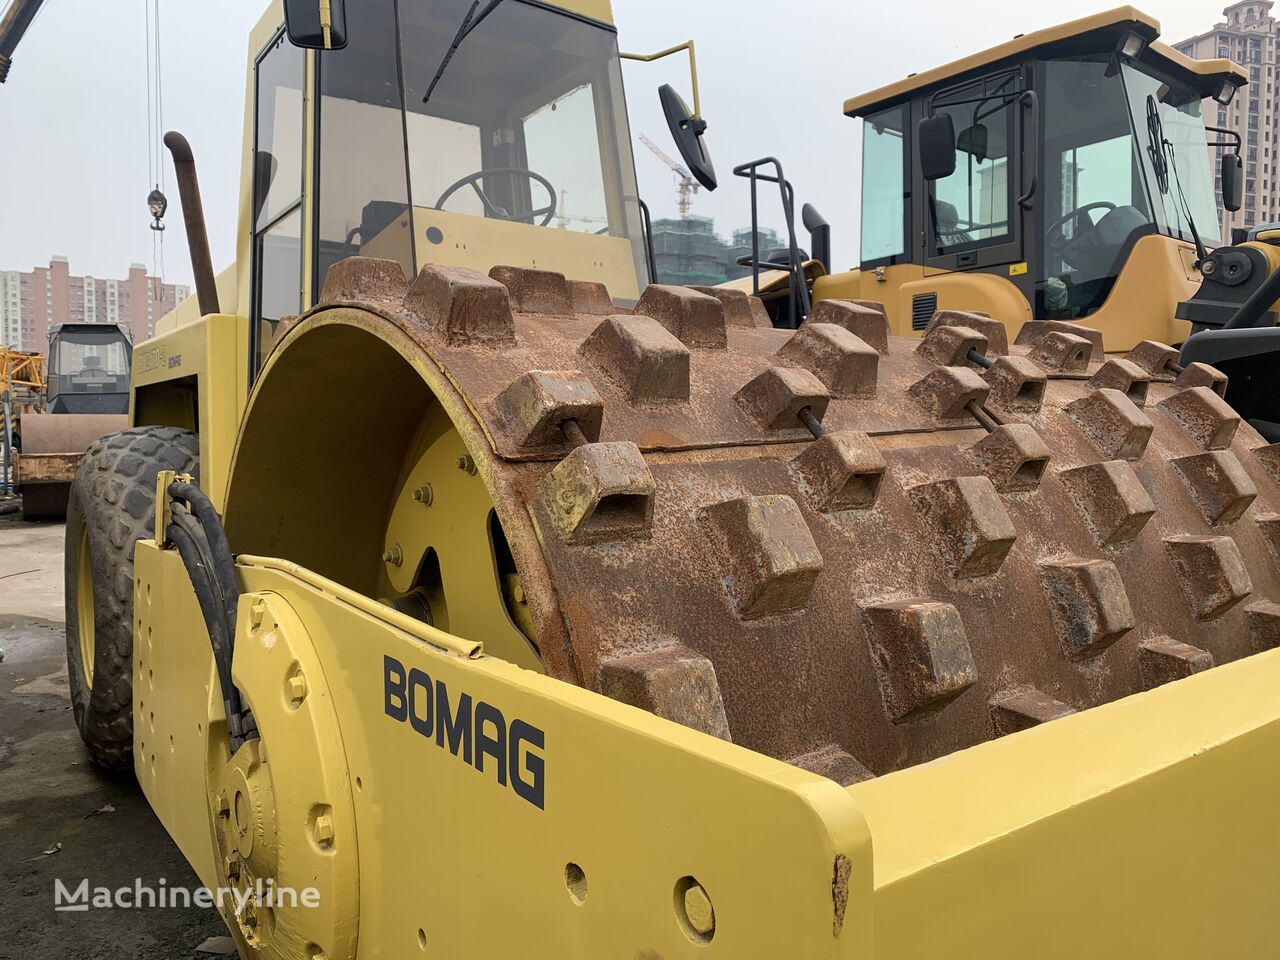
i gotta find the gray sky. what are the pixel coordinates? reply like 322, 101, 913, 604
0, 0, 1223, 286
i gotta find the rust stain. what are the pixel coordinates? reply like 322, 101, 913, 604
832, 854, 852, 937
296, 258, 1280, 782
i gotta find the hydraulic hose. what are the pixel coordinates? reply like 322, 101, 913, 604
168, 480, 238, 633
165, 506, 245, 735
163, 487, 255, 746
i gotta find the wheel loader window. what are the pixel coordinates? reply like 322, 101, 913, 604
927, 86, 1014, 255
1119, 64, 1221, 248
1036, 58, 1154, 318
860, 105, 908, 265
1034, 57, 1221, 319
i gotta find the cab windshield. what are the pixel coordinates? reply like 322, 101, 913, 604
48, 327, 131, 400
314, 0, 648, 303
1038, 56, 1219, 318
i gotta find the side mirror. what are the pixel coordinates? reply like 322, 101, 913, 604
919, 113, 957, 181
283, 0, 348, 50
660, 84, 717, 191
1221, 153, 1243, 213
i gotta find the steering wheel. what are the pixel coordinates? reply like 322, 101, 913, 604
1044, 200, 1117, 261
434, 168, 557, 226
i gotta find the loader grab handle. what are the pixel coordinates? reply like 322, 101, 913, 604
1016, 90, 1038, 211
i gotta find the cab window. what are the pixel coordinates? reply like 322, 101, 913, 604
927, 73, 1016, 255
251, 31, 306, 374
860, 104, 908, 264
315, 0, 414, 293
1038, 58, 1154, 318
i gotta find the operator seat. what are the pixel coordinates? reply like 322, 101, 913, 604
1061, 205, 1147, 277
932, 199, 973, 247
1060, 205, 1149, 314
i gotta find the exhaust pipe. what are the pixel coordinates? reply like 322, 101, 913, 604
163, 131, 220, 317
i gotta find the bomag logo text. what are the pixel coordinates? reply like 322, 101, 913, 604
135, 347, 166, 374
383, 655, 545, 810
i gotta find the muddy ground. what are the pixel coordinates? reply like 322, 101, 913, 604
0, 514, 231, 958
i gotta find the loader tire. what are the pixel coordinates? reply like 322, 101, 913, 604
65, 426, 199, 770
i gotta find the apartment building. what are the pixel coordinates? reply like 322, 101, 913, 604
0, 256, 190, 351
1175, 0, 1280, 239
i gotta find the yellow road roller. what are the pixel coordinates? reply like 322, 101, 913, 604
65, 1, 1280, 956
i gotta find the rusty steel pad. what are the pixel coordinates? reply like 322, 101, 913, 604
302, 258, 1280, 782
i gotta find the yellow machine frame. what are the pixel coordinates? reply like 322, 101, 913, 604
134, 531, 1280, 957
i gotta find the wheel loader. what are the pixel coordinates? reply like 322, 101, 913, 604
61, 1, 1280, 957
807, 6, 1280, 443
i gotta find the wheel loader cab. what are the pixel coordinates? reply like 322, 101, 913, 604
250, 0, 648, 374
826, 8, 1247, 349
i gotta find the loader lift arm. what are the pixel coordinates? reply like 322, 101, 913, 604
0, 0, 46, 83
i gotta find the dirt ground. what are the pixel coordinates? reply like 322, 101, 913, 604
0, 513, 231, 959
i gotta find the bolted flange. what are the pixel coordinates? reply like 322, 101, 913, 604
208, 592, 359, 960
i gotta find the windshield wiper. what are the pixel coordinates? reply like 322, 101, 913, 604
1162, 138, 1209, 264
422, 0, 505, 104
1145, 95, 1209, 264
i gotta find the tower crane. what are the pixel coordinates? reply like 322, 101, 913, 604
639, 132, 698, 216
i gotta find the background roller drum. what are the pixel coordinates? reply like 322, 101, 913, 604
65, 426, 199, 769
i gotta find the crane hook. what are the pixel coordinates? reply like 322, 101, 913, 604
148, 186, 168, 232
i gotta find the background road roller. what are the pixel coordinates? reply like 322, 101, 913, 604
13, 321, 130, 518
64, 1, 1280, 956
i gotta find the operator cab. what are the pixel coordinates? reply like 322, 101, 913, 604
1034, 54, 1221, 319
252, 0, 650, 372
46, 323, 132, 415
843, 8, 1245, 340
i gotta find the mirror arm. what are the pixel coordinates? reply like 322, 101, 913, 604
1205, 125, 1243, 155
621, 40, 701, 119
318, 0, 334, 48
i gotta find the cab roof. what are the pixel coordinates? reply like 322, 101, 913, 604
844, 6, 1248, 117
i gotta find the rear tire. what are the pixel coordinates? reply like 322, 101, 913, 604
65, 426, 199, 769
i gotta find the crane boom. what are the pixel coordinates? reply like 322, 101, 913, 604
639, 132, 698, 216
0, 0, 46, 83
639, 133, 692, 180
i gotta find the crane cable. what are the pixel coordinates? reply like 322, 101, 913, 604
145, 0, 167, 299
